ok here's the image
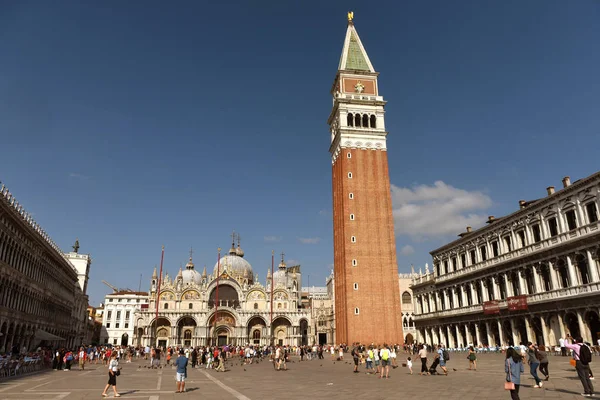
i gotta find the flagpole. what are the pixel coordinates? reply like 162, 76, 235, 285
270, 250, 274, 345
214, 247, 221, 346
154, 245, 165, 343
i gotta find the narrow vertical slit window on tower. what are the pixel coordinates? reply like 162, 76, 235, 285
347, 152, 352, 158
349, 193, 354, 199
350, 214, 355, 220
351, 236, 356, 243
352, 259, 357, 266
354, 307, 359, 315
348, 172, 352, 179
353, 283, 358, 290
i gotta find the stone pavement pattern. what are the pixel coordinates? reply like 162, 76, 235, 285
0, 353, 595, 399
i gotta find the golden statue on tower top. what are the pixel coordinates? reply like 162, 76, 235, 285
347, 11, 354, 22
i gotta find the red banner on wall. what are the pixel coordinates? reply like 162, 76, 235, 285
483, 300, 500, 314
507, 295, 528, 311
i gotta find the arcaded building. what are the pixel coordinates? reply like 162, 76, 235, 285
328, 15, 404, 345
411, 172, 600, 348
0, 182, 90, 350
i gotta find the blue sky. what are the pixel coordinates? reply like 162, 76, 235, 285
1, 1, 599, 306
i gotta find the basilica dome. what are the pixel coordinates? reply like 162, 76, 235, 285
182, 258, 202, 285
213, 253, 253, 281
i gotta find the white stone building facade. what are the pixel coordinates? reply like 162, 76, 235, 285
101, 291, 149, 346
411, 173, 600, 348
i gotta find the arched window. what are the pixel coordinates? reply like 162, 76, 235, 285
409, 317, 413, 327
370, 115, 376, 128
253, 330, 260, 340
355, 114, 361, 127
277, 303, 282, 309
362, 114, 369, 128
347, 113, 353, 126
163, 303, 168, 309
402, 291, 412, 304
403, 318, 408, 328
188, 303, 193, 309
254, 303, 258, 310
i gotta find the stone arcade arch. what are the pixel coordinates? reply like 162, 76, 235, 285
299, 319, 309, 346
208, 310, 237, 346
502, 320, 513, 346
547, 314, 562, 345
247, 316, 267, 345
272, 317, 292, 346
151, 317, 172, 348
585, 310, 600, 343
177, 316, 197, 347
564, 312, 580, 338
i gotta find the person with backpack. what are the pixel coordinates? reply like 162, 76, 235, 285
351, 344, 360, 373
380, 344, 391, 379
437, 344, 449, 375
566, 336, 594, 397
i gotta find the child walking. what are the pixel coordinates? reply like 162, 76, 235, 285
406, 357, 413, 374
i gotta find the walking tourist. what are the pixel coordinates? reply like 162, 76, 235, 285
437, 344, 448, 375
505, 347, 524, 400
174, 349, 188, 393
537, 345, 549, 381
565, 336, 595, 397
468, 346, 477, 370
101, 353, 120, 398
418, 344, 429, 375
351, 344, 360, 373
380, 344, 391, 379
526, 342, 543, 388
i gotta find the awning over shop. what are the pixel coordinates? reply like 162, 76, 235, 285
33, 329, 65, 341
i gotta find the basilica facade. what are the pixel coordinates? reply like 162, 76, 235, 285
134, 240, 314, 347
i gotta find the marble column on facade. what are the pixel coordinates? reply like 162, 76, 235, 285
577, 310, 590, 343
429, 293, 435, 312
497, 320, 505, 347
566, 255, 579, 287
510, 319, 519, 346
466, 324, 473, 346
447, 326, 455, 348
518, 269, 528, 295
439, 326, 447, 347
532, 264, 542, 294
557, 312, 567, 338
475, 323, 482, 346
485, 321, 493, 346
455, 325, 462, 348
524, 317, 536, 344
540, 315, 550, 346
470, 282, 479, 305
461, 284, 469, 306
586, 249, 600, 283
492, 276, 501, 300
548, 260, 559, 290
432, 327, 439, 345
480, 280, 488, 302
424, 329, 430, 345
505, 273, 514, 297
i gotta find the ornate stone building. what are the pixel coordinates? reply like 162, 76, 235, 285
0, 182, 90, 351
399, 272, 417, 344
411, 173, 600, 348
134, 239, 314, 347
328, 14, 403, 345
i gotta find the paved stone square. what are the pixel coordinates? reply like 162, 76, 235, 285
0, 353, 595, 399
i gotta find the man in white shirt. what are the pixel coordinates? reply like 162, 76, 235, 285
559, 337, 566, 356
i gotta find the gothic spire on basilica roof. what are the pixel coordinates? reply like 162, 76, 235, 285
278, 252, 286, 270
186, 247, 195, 270
338, 13, 375, 73
152, 266, 158, 279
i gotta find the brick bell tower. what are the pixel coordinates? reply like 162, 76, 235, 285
328, 13, 404, 346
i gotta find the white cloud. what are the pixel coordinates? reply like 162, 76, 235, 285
69, 172, 89, 180
318, 209, 329, 216
399, 245, 415, 256
264, 236, 282, 242
391, 181, 492, 238
298, 237, 321, 244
